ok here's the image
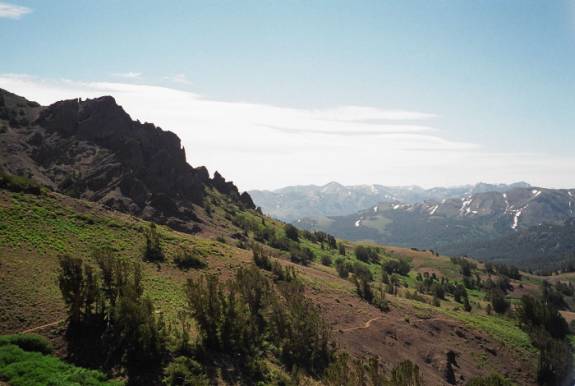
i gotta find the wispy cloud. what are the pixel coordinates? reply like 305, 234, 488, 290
0, 74, 573, 190
0, 2, 31, 19
112, 72, 142, 79
164, 73, 193, 85
262, 124, 440, 137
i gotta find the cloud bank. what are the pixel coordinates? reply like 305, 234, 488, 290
0, 2, 31, 19
0, 74, 573, 190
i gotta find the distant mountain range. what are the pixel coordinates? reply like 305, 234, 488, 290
249, 181, 531, 221
251, 182, 575, 269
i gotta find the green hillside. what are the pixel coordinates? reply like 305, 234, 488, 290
2, 181, 573, 385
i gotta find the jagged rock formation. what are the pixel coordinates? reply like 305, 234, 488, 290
0, 88, 254, 232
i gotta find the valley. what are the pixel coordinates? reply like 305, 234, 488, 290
254, 183, 575, 272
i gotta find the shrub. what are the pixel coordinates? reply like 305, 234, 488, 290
463, 297, 472, 312
489, 290, 510, 314
516, 294, 571, 385
321, 255, 333, 266
338, 243, 346, 256
0, 334, 53, 355
269, 235, 291, 251
271, 261, 297, 282
466, 373, 514, 386
536, 335, 571, 386
517, 295, 569, 340
450, 257, 477, 277
352, 261, 373, 282
144, 223, 164, 261
354, 245, 379, 263
382, 259, 411, 276
431, 283, 445, 300
253, 246, 273, 271
163, 356, 209, 386
0, 173, 42, 195
284, 223, 299, 241
290, 245, 314, 265
389, 360, 423, 386
405, 290, 426, 303
272, 281, 333, 376
354, 276, 374, 303
324, 354, 422, 386
0, 344, 117, 386
335, 258, 352, 278
174, 248, 207, 270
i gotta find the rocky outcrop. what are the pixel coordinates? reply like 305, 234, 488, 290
0, 88, 255, 232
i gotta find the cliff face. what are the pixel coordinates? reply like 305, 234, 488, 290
0, 89, 254, 232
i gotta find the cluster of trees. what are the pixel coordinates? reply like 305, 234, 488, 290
185, 266, 333, 379
516, 291, 571, 385
484, 262, 521, 280
541, 281, 571, 310
289, 243, 316, 265
382, 258, 411, 276
382, 271, 404, 296
354, 245, 381, 263
59, 243, 333, 384
450, 257, 477, 277
414, 272, 471, 311
482, 276, 513, 315
232, 214, 320, 266
445, 258, 518, 315
252, 245, 298, 282
303, 229, 338, 249
284, 223, 300, 241
335, 258, 372, 281
333, 255, 390, 311
58, 251, 167, 384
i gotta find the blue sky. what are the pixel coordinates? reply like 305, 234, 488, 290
1, 1, 574, 190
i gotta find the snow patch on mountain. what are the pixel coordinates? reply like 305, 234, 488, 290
459, 197, 473, 216
512, 205, 528, 230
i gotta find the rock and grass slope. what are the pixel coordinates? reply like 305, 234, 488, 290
1, 180, 563, 385
0, 89, 572, 385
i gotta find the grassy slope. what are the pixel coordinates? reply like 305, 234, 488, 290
0, 189, 241, 330
0, 188, 549, 384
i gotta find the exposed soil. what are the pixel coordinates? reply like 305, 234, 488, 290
297, 262, 537, 386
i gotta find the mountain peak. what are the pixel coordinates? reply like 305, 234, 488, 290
320, 181, 345, 193
0, 89, 255, 232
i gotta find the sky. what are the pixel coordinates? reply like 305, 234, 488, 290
1, 0, 574, 191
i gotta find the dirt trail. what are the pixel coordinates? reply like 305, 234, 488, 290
20, 319, 64, 334
341, 317, 383, 332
